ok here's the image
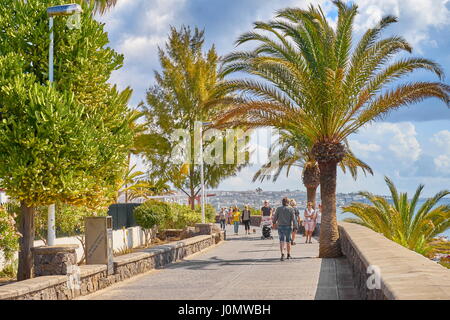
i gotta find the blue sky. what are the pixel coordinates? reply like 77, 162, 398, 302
97, 0, 450, 197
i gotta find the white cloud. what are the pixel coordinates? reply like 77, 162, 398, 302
348, 140, 382, 158
434, 154, 450, 174
432, 130, 450, 153
353, 0, 450, 51
97, 0, 188, 101
353, 122, 422, 163
431, 130, 450, 174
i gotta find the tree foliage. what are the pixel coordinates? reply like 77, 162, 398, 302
0, 0, 134, 279
0, 0, 134, 208
138, 26, 250, 206
343, 177, 450, 255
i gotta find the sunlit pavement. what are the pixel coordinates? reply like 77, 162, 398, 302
83, 224, 360, 300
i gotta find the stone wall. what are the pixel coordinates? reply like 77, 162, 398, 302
113, 235, 215, 282
0, 232, 224, 300
339, 222, 450, 300
0, 226, 146, 271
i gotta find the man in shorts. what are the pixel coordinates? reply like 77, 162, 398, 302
273, 197, 298, 261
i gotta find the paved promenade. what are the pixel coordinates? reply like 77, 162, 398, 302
84, 225, 360, 300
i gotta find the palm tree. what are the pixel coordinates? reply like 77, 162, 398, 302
76, 0, 117, 14
254, 130, 372, 207
127, 178, 174, 202
215, 1, 450, 257
342, 177, 450, 255
139, 26, 248, 210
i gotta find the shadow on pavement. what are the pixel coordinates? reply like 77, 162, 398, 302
162, 256, 285, 271
314, 257, 361, 300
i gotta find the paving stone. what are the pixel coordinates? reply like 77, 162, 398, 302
84, 225, 360, 300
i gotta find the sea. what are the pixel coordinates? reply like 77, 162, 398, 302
337, 198, 450, 239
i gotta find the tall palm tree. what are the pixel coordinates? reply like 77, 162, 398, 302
215, 1, 450, 257
254, 130, 372, 207
342, 177, 450, 255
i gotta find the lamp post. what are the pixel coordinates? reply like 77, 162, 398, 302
46, 4, 83, 246
199, 121, 212, 223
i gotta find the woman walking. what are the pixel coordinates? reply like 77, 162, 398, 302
290, 199, 300, 245
219, 208, 227, 231
227, 207, 233, 225
242, 205, 251, 235
231, 207, 241, 235
303, 202, 316, 244
314, 204, 322, 241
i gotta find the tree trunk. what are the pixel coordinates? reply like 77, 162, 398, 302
318, 161, 342, 258
18, 202, 35, 280
302, 163, 320, 208
189, 192, 195, 210
306, 186, 317, 208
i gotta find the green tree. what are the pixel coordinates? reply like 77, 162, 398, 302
342, 177, 450, 255
0, 0, 133, 279
139, 26, 249, 209
253, 130, 372, 207
134, 200, 169, 245
215, 1, 449, 257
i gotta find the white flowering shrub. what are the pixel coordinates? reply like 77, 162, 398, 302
0, 206, 21, 262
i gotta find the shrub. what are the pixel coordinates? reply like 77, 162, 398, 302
0, 206, 21, 262
134, 200, 170, 245
194, 204, 216, 223
171, 203, 202, 228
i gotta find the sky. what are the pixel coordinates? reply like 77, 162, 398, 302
97, 0, 450, 197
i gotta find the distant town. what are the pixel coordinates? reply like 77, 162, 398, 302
206, 190, 367, 210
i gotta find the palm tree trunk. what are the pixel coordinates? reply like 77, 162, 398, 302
306, 186, 317, 208
17, 202, 35, 280
318, 161, 342, 258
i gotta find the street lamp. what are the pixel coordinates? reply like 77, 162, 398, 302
46, 4, 83, 246
199, 121, 212, 223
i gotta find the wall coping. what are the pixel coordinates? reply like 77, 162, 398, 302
0, 275, 67, 300
339, 222, 450, 300
31, 244, 79, 255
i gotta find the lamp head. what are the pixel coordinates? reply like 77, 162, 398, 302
47, 4, 82, 17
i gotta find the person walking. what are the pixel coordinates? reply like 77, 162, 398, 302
273, 197, 298, 261
219, 208, 227, 231
303, 202, 316, 244
242, 205, 251, 235
290, 199, 300, 245
315, 204, 322, 241
261, 200, 272, 217
231, 207, 241, 235
226, 207, 232, 225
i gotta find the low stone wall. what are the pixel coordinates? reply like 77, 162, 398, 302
113, 235, 215, 282
339, 222, 450, 300
0, 232, 224, 300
